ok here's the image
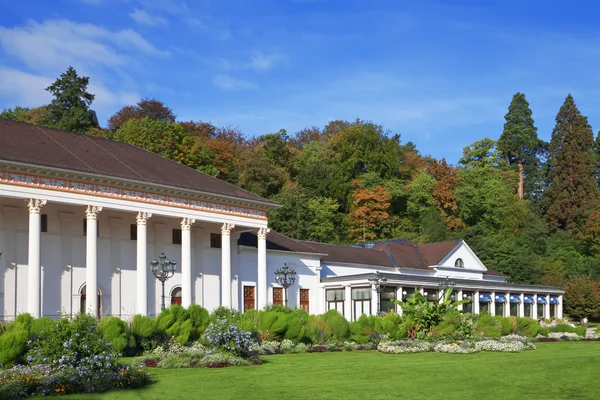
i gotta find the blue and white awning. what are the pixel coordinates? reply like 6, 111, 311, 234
479, 293, 492, 303
550, 296, 559, 305
536, 295, 547, 304
494, 294, 507, 303
523, 295, 534, 304
509, 294, 521, 303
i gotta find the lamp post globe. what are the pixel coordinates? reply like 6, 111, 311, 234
150, 252, 177, 310
274, 263, 297, 307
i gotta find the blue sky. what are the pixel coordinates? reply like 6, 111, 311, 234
1, 0, 600, 163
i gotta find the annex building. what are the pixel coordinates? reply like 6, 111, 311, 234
0, 119, 563, 321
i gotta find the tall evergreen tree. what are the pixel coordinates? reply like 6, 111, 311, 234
45, 66, 98, 133
542, 94, 599, 233
497, 92, 543, 199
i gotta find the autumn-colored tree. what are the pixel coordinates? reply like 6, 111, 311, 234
107, 98, 176, 131
542, 94, 599, 233
428, 158, 464, 231
348, 180, 391, 242
578, 211, 600, 255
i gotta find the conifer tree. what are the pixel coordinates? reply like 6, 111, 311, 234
543, 94, 599, 233
497, 92, 543, 199
45, 66, 97, 133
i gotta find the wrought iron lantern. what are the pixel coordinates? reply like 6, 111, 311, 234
150, 252, 177, 310
368, 272, 388, 315
438, 277, 456, 300
274, 263, 297, 306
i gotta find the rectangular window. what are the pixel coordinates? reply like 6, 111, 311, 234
210, 233, 221, 248
326, 289, 345, 315
462, 291, 474, 314
82, 219, 99, 237
273, 287, 283, 305
524, 303, 532, 318
172, 229, 182, 245
380, 287, 396, 313
537, 305, 544, 319
510, 303, 518, 317
41, 214, 48, 233
300, 288, 309, 313
495, 302, 504, 317
244, 286, 255, 312
402, 288, 416, 301
480, 302, 490, 314
425, 289, 439, 302
130, 224, 137, 241
352, 287, 372, 319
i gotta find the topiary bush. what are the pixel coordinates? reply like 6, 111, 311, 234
321, 310, 350, 342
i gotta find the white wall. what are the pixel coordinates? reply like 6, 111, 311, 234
0, 197, 324, 319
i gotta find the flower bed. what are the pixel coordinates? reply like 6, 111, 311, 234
378, 338, 536, 355
0, 315, 151, 399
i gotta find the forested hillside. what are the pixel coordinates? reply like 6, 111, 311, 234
2, 68, 599, 317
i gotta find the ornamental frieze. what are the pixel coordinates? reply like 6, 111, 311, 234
0, 170, 267, 219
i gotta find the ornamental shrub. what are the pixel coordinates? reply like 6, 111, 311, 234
202, 318, 257, 359
475, 313, 501, 339
574, 325, 586, 336
380, 312, 404, 339
550, 323, 575, 333
516, 317, 539, 337
0, 313, 34, 367
97, 316, 129, 355
537, 327, 550, 336
322, 310, 349, 341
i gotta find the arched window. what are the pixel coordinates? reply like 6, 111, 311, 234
170, 287, 182, 306
455, 258, 464, 268
79, 284, 101, 316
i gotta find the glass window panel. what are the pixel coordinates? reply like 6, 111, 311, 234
352, 288, 372, 300
326, 289, 344, 301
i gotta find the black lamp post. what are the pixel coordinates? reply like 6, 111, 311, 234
150, 252, 177, 310
274, 263, 297, 307
368, 272, 387, 315
438, 277, 456, 300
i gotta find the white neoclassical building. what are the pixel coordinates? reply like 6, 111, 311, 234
0, 119, 563, 321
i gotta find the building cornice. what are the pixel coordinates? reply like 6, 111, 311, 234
0, 161, 276, 220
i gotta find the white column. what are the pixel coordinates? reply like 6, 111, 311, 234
221, 223, 235, 308
85, 205, 102, 317
136, 212, 152, 315
396, 286, 404, 315
519, 294, 525, 318
532, 295, 538, 319
505, 292, 511, 317
181, 218, 195, 308
545, 295, 551, 319
557, 295, 563, 319
474, 290, 480, 314
257, 227, 269, 310
490, 291, 496, 316
26, 199, 46, 318
370, 284, 378, 316
344, 285, 352, 320
456, 289, 463, 311
314, 266, 322, 315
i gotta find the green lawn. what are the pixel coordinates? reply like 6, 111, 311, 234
66, 342, 599, 400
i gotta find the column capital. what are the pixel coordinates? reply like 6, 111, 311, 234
221, 223, 235, 236
85, 205, 102, 220
257, 227, 270, 240
181, 217, 195, 231
136, 212, 152, 225
26, 198, 47, 214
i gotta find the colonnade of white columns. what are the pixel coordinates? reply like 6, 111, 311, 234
24, 198, 270, 318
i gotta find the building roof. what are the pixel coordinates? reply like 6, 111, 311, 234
293, 240, 397, 268
0, 119, 277, 207
320, 272, 563, 294
238, 231, 322, 253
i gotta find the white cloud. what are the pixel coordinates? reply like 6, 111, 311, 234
0, 68, 53, 106
130, 9, 168, 27
212, 74, 257, 91
0, 19, 168, 73
247, 52, 285, 71
0, 67, 139, 120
